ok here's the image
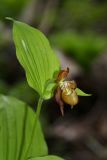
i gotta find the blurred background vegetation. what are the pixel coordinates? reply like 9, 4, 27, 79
1, 0, 107, 159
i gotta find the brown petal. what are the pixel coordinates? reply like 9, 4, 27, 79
55, 87, 64, 116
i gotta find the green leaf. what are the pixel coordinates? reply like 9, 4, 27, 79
76, 88, 91, 96
43, 81, 57, 100
0, 95, 48, 160
28, 155, 64, 160
12, 20, 60, 98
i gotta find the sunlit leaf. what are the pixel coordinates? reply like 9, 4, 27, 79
29, 155, 64, 160
76, 88, 91, 96
0, 95, 48, 160
12, 20, 60, 99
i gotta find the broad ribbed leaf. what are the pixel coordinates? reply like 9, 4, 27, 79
13, 20, 60, 98
29, 155, 64, 160
76, 88, 91, 96
0, 95, 48, 160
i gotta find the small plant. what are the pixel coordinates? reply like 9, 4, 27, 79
0, 18, 90, 160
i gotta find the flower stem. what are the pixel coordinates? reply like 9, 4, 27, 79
35, 97, 43, 124
24, 97, 43, 159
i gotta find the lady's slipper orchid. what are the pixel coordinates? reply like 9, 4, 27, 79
55, 68, 78, 116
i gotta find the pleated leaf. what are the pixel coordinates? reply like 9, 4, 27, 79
12, 20, 60, 98
29, 155, 64, 160
0, 95, 48, 160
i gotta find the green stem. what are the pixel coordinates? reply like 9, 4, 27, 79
24, 97, 43, 159
35, 97, 43, 124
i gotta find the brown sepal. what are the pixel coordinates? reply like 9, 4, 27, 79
57, 67, 69, 82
